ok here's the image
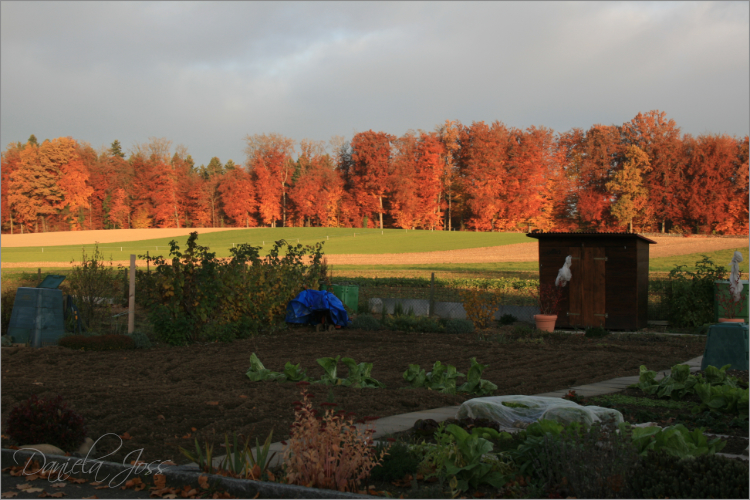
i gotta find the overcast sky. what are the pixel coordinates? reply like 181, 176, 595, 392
2, 1, 748, 167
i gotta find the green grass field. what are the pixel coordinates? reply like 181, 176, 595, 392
0, 228, 530, 264
1, 228, 745, 284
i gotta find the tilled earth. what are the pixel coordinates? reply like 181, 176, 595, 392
1, 328, 706, 465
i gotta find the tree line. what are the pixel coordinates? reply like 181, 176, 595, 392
1, 110, 747, 235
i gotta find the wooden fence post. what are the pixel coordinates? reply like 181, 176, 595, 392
429, 272, 436, 317
128, 255, 136, 334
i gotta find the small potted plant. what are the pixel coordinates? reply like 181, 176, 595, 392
716, 269, 747, 323
533, 283, 565, 332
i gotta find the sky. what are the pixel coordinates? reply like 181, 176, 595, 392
2, 1, 748, 168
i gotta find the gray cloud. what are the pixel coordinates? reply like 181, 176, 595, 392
2, 1, 747, 167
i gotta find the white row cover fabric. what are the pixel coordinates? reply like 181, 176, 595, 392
729, 251, 744, 302
456, 394, 624, 430
555, 255, 573, 287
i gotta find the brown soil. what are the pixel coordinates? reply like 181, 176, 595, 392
1, 329, 705, 465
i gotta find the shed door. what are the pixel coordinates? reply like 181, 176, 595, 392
568, 247, 606, 327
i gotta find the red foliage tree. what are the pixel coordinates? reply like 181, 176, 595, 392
350, 130, 396, 229
218, 167, 257, 228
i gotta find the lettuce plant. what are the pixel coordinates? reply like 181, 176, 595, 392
442, 424, 508, 493
457, 357, 498, 396
693, 383, 749, 417
246, 353, 286, 382
628, 423, 726, 458
341, 357, 385, 388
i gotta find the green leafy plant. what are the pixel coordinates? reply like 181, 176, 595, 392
369, 441, 420, 482
425, 361, 465, 395
692, 382, 749, 417
667, 255, 727, 327
245, 353, 286, 382
341, 357, 385, 388
6, 395, 87, 452
282, 361, 310, 382
529, 419, 639, 499
441, 424, 508, 493
180, 430, 278, 481
630, 451, 749, 499
456, 358, 498, 396
138, 232, 327, 345
441, 318, 474, 334
351, 314, 383, 331
403, 364, 428, 388
316, 355, 344, 386
627, 423, 726, 458
638, 364, 698, 400
67, 244, 123, 332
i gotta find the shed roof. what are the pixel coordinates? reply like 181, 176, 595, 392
526, 231, 656, 244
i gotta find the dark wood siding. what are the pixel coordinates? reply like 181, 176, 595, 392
531, 233, 654, 331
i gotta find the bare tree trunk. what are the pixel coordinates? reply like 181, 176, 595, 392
175, 204, 180, 228
378, 196, 384, 230
448, 193, 452, 231
9, 210, 13, 235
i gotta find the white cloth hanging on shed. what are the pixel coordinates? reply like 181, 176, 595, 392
729, 251, 743, 302
555, 255, 572, 287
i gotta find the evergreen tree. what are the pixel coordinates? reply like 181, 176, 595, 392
27, 135, 38, 146
110, 140, 125, 158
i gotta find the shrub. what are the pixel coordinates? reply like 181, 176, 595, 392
459, 289, 501, 329
6, 394, 87, 451
351, 314, 383, 331
529, 420, 639, 499
667, 255, 727, 327
130, 331, 152, 349
441, 318, 474, 334
498, 313, 517, 325
585, 326, 610, 338
67, 244, 123, 331
282, 385, 387, 492
369, 441, 420, 482
138, 232, 327, 345
58, 334, 135, 351
1, 288, 16, 337
630, 451, 749, 499
383, 315, 444, 333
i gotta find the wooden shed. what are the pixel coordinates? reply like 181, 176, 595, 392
526, 231, 656, 330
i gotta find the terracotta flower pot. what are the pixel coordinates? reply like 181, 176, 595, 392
718, 318, 745, 324
534, 314, 557, 333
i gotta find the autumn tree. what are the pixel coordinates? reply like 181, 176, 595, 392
245, 133, 295, 227
350, 130, 395, 229
570, 124, 624, 230
436, 120, 461, 230
218, 166, 256, 227
1, 143, 24, 233
622, 110, 683, 232
455, 121, 512, 231
606, 145, 651, 232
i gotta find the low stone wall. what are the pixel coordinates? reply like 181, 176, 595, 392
367, 297, 540, 323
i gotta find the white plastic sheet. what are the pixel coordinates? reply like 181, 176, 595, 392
456, 395, 623, 430
729, 251, 743, 302
555, 256, 573, 287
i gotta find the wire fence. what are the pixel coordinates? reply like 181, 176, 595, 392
346, 273, 678, 324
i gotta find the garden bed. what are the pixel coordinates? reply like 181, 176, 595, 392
1, 328, 706, 467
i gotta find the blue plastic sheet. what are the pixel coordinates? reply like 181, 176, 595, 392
285, 289, 349, 327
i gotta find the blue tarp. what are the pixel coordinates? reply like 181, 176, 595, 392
285, 289, 349, 327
